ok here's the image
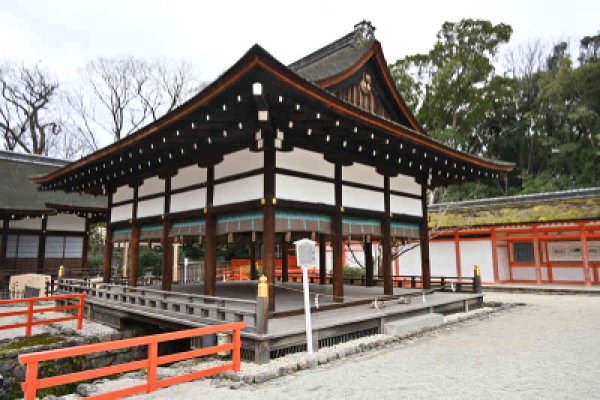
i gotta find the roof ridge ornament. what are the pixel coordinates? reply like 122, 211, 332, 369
353, 20, 376, 43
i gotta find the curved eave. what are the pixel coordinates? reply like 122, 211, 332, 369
33, 44, 512, 187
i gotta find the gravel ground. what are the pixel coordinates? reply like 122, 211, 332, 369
85, 292, 600, 400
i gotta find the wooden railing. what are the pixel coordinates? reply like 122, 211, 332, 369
0, 293, 86, 337
19, 321, 244, 400
57, 279, 261, 332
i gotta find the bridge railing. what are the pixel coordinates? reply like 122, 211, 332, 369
19, 321, 244, 400
57, 279, 260, 332
0, 293, 86, 337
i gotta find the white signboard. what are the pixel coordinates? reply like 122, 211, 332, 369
548, 241, 600, 262
295, 238, 317, 269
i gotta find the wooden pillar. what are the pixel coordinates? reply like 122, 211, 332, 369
81, 218, 91, 271
491, 228, 499, 283
454, 231, 462, 279
580, 226, 592, 286
382, 175, 392, 295
364, 241, 374, 287
263, 130, 276, 311
1, 217, 9, 283
332, 163, 343, 302
250, 242, 258, 280
161, 176, 173, 291
533, 227, 542, 285
319, 235, 327, 285
420, 183, 431, 289
128, 224, 140, 286
204, 166, 216, 296
103, 193, 113, 283
281, 235, 289, 282
36, 215, 48, 273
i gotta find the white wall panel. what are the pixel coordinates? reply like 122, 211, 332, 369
170, 188, 206, 213
138, 176, 164, 197
172, 165, 207, 190
343, 162, 383, 187
137, 197, 164, 218
9, 218, 42, 230
276, 148, 334, 178
276, 174, 335, 205
47, 214, 85, 232
111, 204, 133, 222
215, 149, 263, 179
552, 267, 585, 282
342, 186, 384, 212
497, 244, 510, 281
390, 174, 421, 195
460, 240, 494, 282
214, 175, 263, 206
113, 186, 134, 203
398, 245, 422, 275
511, 267, 537, 281
429, 241, 457, 277
390, 195, 422, 217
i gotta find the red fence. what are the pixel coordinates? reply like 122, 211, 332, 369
19, 321, 245, 400
0, 293, 86, 337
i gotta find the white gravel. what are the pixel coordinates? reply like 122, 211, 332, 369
81, 292, 600, 400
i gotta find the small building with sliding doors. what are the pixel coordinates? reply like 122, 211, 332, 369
424, 188, 600, 286
0, 151, 107, 288
32, 21, 512, 310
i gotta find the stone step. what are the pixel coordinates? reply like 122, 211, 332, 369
383, 313, 444, 337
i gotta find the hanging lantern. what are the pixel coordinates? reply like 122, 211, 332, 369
285, 231, 292, 242
366, 234, 372, 244
227, 232, 234, 244
251, 231, 256, 243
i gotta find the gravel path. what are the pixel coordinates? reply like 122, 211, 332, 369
92, 292, 600, 400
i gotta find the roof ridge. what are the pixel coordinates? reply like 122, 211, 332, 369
0, 150, 68, 167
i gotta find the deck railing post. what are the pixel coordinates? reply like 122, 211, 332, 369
147, 341, 158, 393
411, 276, 416, 288
473, 265, 482, 294
256, 275, 269, 335
233, 326, 241, 371
23, 360, 38, 400
77, 294, 86, 330
25, 300, 33, 337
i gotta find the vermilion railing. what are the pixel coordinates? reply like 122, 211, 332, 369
19, 321, 245, 400
0, 293, 86, 337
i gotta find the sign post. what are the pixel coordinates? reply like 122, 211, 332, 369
294, 238, 318, 368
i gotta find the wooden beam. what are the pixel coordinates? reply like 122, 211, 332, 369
382, 174, 392, 295
420, 183, 431, 289
263, 129, 276, 310
204, 166, 216, 296
128, 224, 140, 287
103, 193, 113, 283
319, 234, 327, 285
281, 234, 289, 283
161, 176, 173, 291
364, 241, 373, 287
82, 217, 91, 271
1, 217, 9, 282
36, 215, 48, 273
250, 242, 257, 280
332, 162, 343, 302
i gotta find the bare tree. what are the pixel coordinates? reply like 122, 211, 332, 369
0, 62, 62, 155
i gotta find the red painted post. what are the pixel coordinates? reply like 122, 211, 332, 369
26, 300, 34, 337
23, 361, 38, 400
147, 341, 158, 393
533, 227, 542, 285
77, 294, 86, 330
491, 228, 499, 283
580, 226, 592, 286
232, 326, 241, 371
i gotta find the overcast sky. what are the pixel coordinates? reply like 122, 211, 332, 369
1, 0, 598, 82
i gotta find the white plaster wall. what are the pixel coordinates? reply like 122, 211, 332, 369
511, 267, 537, 281
137, 197, 165, 218
552, 267, 585, 282
390, 174, 421, 195
344, 243, 365, 268
47, 214, 85, 232
214, 175, 263, 206
390, 195, 422, 217
215, 149, 263, 179
343, 162, 383, 187
429, 241, 457, 277
276, 148, 334, 178
138, 176, 164, 197
111, 204, 133, 222
113, 186, 134, 203
398, 246, 422, 275
9, 218, 42, 230
497, 244, 510, 281
170, 188, 206, 213
276, 175, 335, 205
172, 165, 207, 190
342, 186, 384, 212
460, 240, 494, 282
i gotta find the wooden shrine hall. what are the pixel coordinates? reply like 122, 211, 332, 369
33, 21, 512, 311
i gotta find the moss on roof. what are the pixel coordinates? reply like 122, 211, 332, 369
429, 197, 600, 228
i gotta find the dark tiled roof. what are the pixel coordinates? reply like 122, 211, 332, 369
429, 188, 600, 227
289, 22, 375, 82
0, 150, 106, 212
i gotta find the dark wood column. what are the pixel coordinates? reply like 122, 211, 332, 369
250, 242, 257, 280
103, 192, 113, 283
161, 176, 173, 291
382, 174, 392, 295
1, 217, 9, 282
319, 235, 327, 285
204, 166, 216, 296
281, 235, 289, 282
420, 183, 431, 289
36, 215, 48, 273
128, 224, 140, 287
81, 218, 91, 271
364, 241, 374, 287
263, 129, 276, 310
332, 163, 344, 302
